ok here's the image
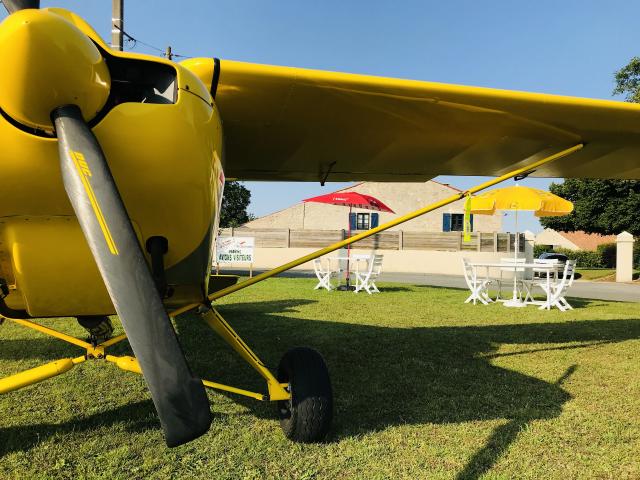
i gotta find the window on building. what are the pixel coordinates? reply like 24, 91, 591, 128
442, 213, 473, 232
356, 213, 370, 230
450, 214, 464, 231
349, 212, 379, 230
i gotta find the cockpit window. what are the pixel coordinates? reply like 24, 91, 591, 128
105, 55, 177, 106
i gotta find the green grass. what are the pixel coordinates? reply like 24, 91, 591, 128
575, 268, 617, 280
2, 278, 640, 479
575, 269, 640, 281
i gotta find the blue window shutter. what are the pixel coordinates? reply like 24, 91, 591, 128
349, 212, 357, 230
469, 214, 474, 232
443, 213, 451, 232
371, 213, 379, 228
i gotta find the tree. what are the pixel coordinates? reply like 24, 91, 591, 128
539, 58, 640, 236
219, 181, 254, 228
613, 57, 640, 102
539, 179, 640, 236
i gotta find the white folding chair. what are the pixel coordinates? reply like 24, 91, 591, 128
495, 257, 526, 301
525, 260, 575, 310
313, 258, 335, 291
462, 258, 493, 305
354, 254, 383, 294
544, 260, 577, 311
523, 258, 559, 304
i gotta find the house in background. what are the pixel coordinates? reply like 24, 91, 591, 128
223, 182, 517, 276
244, 181, 502, 233
535, 229, 617, 251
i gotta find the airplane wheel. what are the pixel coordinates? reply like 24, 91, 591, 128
276, 347, 333, 443
77, 315, 114, 344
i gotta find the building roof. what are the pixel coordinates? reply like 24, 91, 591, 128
252, 180, 461, 222
430, 180, 463, 192
556, 230, 617, 251
242, 179, 505, 233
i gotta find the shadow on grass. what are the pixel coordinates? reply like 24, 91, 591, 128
3, 298, 640, 479
0, 338, 84, 361
453, 364, 578, 480
510, 296, 598, 309
0, 399, 159, 457
414, 284, 468, 291
374, 286, 412, 293
177, 300, 640, 479
0, 331, 132, 362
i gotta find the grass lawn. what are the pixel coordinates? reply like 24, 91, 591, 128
2, 278, 640, 479
576, 269, 640, 281
575, 268, 617, 281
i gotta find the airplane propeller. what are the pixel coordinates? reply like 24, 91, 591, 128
52, 106, 212, 447
0, 5, 212, 447
1, 0, 39, 14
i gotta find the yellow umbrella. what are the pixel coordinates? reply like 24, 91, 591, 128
469, 185, 573, 217
467, 185, 573, 307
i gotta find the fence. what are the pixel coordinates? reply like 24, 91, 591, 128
218, 228, 524, 253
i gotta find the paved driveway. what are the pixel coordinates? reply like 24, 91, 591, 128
222, 269, 640, 302
379, 272, 640, 303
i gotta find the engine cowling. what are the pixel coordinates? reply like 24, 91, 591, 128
0, 8, 110, 131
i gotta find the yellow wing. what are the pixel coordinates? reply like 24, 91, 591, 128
211, 59, 640, 181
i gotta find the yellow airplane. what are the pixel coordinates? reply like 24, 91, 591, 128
1, 1, 639, 447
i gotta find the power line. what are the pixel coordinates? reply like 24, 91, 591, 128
112, 24, 192, 59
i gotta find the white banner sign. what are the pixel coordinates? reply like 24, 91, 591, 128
216, 237, 254, 264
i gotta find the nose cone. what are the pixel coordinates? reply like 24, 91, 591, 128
0, 9, 110, 131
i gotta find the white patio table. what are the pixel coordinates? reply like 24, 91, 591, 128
327, 254, 371, 288
328, 254, 371, 264
469, 261, 564, 309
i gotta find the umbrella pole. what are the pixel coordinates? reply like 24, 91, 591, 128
502, 209, 528, 307
346, 206, 352, 287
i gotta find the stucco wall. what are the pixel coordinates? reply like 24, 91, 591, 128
245, 181, 502, 233
219, 247, 524, 277
535, 229, 579, 250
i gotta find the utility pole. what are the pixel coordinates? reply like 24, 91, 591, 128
111, 0, 124, 51
165, 46, 173, 61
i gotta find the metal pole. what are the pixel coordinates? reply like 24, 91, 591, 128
512, 210, 519, 302
346, 205, 352, 287
165, 46, 173, 61
111, 0, 123, 51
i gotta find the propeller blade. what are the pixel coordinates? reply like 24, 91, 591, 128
52, 105, 211, 447
1, 0, 39, 14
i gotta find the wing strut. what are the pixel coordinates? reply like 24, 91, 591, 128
170, 143, 584, 316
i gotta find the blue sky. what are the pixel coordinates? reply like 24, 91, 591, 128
12, 1, 640, 232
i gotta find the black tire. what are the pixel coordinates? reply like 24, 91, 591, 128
276, 347, 333, 442
77, 315, 114, 342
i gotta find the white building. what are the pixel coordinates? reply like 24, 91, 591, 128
244, 181, 502, 233
535, 229, 616, 251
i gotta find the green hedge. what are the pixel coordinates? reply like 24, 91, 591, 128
533, 244, 552, 258
556, 248, 604, 268
533, 241, 634, 269
597, 243, 616, 268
